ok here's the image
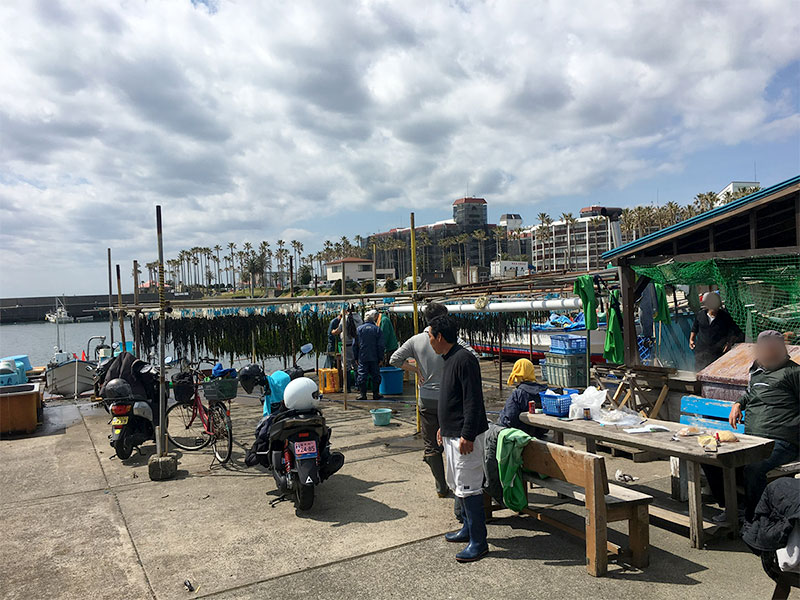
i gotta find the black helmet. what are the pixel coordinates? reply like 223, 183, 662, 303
102, 378, 133, 400
238, 364, 265, 394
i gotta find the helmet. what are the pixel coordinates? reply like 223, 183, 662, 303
102, 378, 133, 400
283, 377, 320, 411
238, 364, 265, 394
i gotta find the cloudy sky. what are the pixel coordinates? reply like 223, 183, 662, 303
1, 0, 798, 296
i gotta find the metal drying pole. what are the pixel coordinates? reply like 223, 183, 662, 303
155, 206, 168, 457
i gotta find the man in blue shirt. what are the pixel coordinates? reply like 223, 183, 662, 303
354, 310, 385, 401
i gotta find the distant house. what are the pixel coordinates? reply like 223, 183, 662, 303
325, 258, 394, 283
138, 280, 172, 292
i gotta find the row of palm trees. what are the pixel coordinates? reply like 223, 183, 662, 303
138, 187, 759, 292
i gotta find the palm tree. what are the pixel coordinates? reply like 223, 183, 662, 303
471, 230, 488, 267
226, 243, 237, 291
490, 226, 505, 261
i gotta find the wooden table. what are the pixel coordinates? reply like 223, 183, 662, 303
520, 412, 774, 548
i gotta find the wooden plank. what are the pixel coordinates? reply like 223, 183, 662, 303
680, 395, 738, 420
619, 389, 632, 408
585, 456, 609, 576
648, 505, 718, 532
687, 460, 704, 548
523, 474, 652, 506
596, 441, 657, 463
629, 504, 650, 569
519, 412, 773, 469
519, 507, 622, 555
722, 467, 739, 537
679, 415, 744, 434
521, 439, 608, 493
650, 384, 669, 419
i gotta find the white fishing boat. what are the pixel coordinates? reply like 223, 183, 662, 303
45, 298, 74, 323
45, 356, 95, 397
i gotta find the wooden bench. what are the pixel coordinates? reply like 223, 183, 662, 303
679, 395, 744, 433
484, 438, 653, 577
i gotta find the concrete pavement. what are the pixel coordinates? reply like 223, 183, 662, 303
0, 389, 785, 599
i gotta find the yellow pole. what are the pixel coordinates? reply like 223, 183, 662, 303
410, 213, 420, 434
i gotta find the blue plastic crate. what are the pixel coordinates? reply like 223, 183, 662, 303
549, 334, 587, 355
540, 392, 572, 417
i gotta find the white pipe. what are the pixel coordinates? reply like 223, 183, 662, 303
389, 297, 583, 314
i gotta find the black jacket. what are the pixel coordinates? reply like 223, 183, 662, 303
736, 357, 800, 446
498, 381, 548, 436
438, 344, 488, 442
691, 308, 743, 368
742, 477, 800, 552
96, 351, 160, 402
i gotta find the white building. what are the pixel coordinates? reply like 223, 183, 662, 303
490, 260, 529, 279
499, 213, 523, 231
717, 181, 759, 200
325, 258, 394, 283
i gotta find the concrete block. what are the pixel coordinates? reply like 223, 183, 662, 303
148, 453, 178, 480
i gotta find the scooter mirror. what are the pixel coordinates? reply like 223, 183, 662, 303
164, 356, 174, 365
299, 343, 313, 356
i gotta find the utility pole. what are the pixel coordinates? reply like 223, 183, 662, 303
410, 213, 420, 434
115, 265, 126, 348
132, 260, 140, 357
289, 256, 294, 297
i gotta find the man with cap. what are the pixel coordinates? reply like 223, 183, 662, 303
689, 291, 744, 371
704, 330, 800, 522
353, 309, 384, 401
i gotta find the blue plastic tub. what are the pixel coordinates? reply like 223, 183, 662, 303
370, 408, 393, 426
549, 334, 587, 355
1, 355, 32, 372
379, 367, 404, 395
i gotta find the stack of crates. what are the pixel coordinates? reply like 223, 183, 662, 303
545, 334, 587, 388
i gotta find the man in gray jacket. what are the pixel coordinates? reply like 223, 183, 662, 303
390, 303, 479, 500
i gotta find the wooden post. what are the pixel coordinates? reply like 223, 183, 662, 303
107, 248, 114, 346
342, 305, 348, 410
373, 242, 377, 294
620, 260, 638, 366
289, 256, 294, 297
132, 260, 141, 357
155, 206, 167, 456
115, 264, 126, 347
686, 460, 704, 548
498, 314, 503, 393
722, 467, 739, 537
585, 458, 608, 576
410, 213, 421, 433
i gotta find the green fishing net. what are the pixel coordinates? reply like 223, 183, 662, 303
632, 254, 800, 340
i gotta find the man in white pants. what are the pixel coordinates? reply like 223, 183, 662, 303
428, 315, 489, 563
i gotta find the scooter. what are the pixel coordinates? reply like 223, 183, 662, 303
241, 343, 344, 510
95, 353, 163, 460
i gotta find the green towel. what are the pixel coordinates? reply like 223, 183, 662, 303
604, 289, 624, 364
573, 275, 597, 330
496, 428, 533, 512
378, 312, 399, 353
653, 283, 672, 323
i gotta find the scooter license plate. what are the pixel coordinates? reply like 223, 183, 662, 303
111, 417, 129, 425
294, 441, 317, 459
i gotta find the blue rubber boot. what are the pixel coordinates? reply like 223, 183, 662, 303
445, 497, 470, 542
455, 494, 489, 562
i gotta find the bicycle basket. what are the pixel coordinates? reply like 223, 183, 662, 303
171, 372, 195, 404
201, 377, 238, 402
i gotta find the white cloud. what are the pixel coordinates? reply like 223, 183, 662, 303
0, 0, 798, 295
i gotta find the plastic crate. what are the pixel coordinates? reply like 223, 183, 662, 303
549, 334, 587, 355
544, 352, 587, 388
201, 377, 238, 402
540, 392, 572, 417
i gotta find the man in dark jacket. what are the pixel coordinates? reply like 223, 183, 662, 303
706, 331, 800, 522
429, 315, 489, 563
354, 310, 384, 401
323, 316, 340, 369
690, 292, 744, 371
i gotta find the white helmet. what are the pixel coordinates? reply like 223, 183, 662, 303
283, 377, 320, 411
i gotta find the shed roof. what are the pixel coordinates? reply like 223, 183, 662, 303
602, 174, 800, 261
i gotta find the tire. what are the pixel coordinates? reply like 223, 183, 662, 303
166, 402, 213, 450
295, 483, 315, 510
114, 427, 133, 460
210, 403, 233, 464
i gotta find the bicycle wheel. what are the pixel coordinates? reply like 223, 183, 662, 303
210, 403, 233, 464
166, 402, 213, 450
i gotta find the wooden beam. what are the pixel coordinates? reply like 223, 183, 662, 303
630, 246, 800, 266
796, 193, 800, 247
620, 261, 638, 367
750, 212, 757, 249
649, 384, 670, 419
687, 460, 704, 549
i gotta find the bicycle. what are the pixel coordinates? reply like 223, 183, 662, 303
166, 357, 234, 464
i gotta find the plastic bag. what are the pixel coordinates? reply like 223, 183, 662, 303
568, 386, 607, 420
596, 403, 642, 427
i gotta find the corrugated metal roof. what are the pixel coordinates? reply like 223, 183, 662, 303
602, 174, 800, 260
